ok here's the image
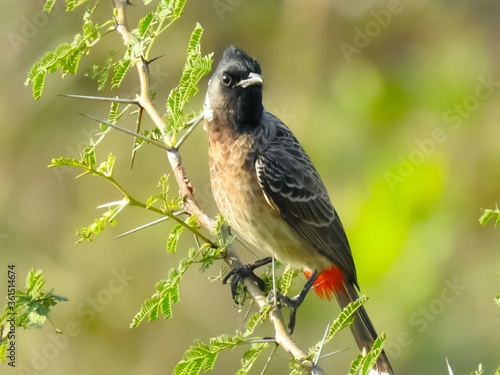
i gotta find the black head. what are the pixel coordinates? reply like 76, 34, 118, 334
204, 45, 264, 132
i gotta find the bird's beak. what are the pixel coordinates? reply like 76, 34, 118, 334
236, 72, 263, 88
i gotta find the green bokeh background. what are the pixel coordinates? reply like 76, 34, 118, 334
1, 0, 499, 374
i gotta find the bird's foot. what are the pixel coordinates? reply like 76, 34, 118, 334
268, 291, 307, 334
269, 270, 320, 334
223, 257, 272, 302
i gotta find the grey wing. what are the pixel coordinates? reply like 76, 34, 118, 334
256, 122, 358, 286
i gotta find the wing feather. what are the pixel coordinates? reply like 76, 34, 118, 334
256, 118, 358, 285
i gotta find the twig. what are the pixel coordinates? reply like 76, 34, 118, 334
112, 0, 316, 372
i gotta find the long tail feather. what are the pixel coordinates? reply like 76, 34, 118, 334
305, 266, 394, 375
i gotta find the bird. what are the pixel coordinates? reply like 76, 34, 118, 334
202, 45, 394, 375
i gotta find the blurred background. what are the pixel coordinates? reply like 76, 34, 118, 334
1, 0, 499, 374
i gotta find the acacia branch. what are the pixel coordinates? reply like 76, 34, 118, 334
113, 0, 316, 372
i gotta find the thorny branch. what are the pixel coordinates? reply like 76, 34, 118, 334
112, 0, 319, 373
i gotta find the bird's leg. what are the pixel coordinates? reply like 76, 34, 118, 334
223, 257, 273, 301
276, 270, 320, 334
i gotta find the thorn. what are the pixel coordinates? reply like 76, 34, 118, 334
244, 338, 277, 344
78, 113, 172, 152
446, 358, 454, 375
148, 55, 164, 64
140, 55, 164, 69
60, 94, 139, 105
114, 214, 185, 239
174, 115, 203, 149
318, 347, 348, 360
313, 321, 331, 366
310, 365, 326, 375
260, 343, 279, 375
130, 107, 144, 171
97, 200, 127, 209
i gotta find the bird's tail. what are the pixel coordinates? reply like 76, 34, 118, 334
304, 266, 394, 375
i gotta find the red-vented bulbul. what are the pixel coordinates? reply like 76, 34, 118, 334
203, 45, 394, 375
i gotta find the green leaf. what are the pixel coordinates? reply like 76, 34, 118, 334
131, 256, 194, 327
49, 144, 97, 173
66, 0, 88, 12
138, 12, 154, 36
32, 72, 47, 101
25, 48, 60, 99
96, 153, 116, 178
171, 0, 188, 20
63, 48, 83, 75
85, 52, 116, 91
348, 334, 387, 375
279, 266, 301, 296
26, 268, 45, 292
165, 23, 213, 133
43, 0, 57, 13
166, 223, 184, 254
0, 341, 6, 364
198, 243, 224, 272
146, 174, 170, 209
108, 101, 120, 123
0, 269, 67, 337
479, 206, 500, 227
84, 144, 97, 166
156, 0, 174, 20
468, 363, 483, 375
308, 296, 368, 362
244, 307, 269, 336
360, 334, 386, 375
26, 5, 101, 99
327, 296, 367, 339
348, 333, 387, 375
174, 333, 246, 375
76, 204, 121, 244
236, 343, 268, 375
349, 352, 364, 375
111, 59, 132, 89
82, 7, 99, 39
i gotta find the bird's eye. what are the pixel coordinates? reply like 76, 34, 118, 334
221, 73, 233, 87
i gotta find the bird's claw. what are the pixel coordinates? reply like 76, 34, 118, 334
268, 291, 303, 334
223, 265, 266, 302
